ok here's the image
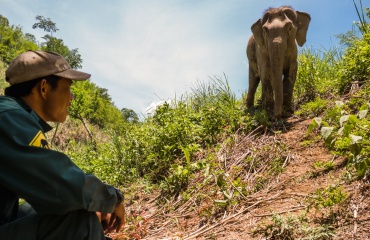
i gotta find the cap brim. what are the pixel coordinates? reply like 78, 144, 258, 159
54, 69, 91, 81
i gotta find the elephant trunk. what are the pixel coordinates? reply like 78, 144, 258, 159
268, 36, 287, 118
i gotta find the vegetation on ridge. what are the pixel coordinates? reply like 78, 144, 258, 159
1, 1, 370, 238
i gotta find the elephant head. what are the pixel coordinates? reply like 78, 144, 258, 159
246, 6, 310, 118
252, 7, 310, 50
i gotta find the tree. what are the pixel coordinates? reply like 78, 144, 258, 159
0, 15, 38, 63
25, 33, 37, 43
70, 80, 128, 130
32, 15, 82, 69
32, 15, 58, 36
121, 108, 139, 123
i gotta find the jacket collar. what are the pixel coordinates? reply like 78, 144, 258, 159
15, 97, 53, 133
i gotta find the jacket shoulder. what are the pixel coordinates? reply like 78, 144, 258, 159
0, 96, 24, 113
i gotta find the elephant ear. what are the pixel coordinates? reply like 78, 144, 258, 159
295, 11, 311, 47
251, 19, 266, 51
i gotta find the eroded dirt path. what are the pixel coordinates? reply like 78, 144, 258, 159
115, 117, 370, 240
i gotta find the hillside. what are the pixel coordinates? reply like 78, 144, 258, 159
2, 4, 370, 239
111, 115, 370, 240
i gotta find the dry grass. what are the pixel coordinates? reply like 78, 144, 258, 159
108, 116, 370, 240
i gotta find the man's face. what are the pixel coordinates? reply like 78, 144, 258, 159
43, 78, 74, 123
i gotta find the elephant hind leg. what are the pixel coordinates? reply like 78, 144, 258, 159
246, 67, 260, 108
283, 76, 295, 115
283, 62, 297, 115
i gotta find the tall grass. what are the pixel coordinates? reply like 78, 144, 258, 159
60, 0, 370, 188
353, 0, 369, 35
69, 45, 349, 187
189, 74, 237, 111
67, 75, 267, 191
295, 47, 342, 105
118, 76, 248, 184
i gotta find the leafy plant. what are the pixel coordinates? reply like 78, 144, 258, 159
70, 80, 128, 131
296, 97, 328, 118
310, 102, 370, 177
306, 185, 347, 213
161, 164, 191, 195
295, 47, 341, 106
253, 213, 335, 240
119, 76, 253, 188
337, 33, 370, 94
313, 160, 335, 171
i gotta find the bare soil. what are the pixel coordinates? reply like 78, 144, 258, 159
112, 116, 370, 240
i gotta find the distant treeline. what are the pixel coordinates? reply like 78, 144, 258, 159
0, 14, 138, 130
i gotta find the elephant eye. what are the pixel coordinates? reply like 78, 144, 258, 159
262, 13, 270, 24
286, 22, 294, 34
283, 9, 297, 22
287, 27, 292, 36
262, 26, 268, 35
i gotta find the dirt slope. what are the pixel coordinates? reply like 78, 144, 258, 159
114, 116, 370, 240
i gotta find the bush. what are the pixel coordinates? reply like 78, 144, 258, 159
295, 47, 342, 106
70, 80, 128, 131
0, 15, 38, 64
337, 33, 370, 94
118, 76, 253, 187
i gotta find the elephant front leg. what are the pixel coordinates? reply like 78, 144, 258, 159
262, 80, 274, 114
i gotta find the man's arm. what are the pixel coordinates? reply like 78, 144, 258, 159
0, 109, 120, 215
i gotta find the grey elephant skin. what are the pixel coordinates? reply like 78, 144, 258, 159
246, 6, 311, 118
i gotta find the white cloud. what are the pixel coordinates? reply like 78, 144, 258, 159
74, 1, 250, 114
0, 0, 359, 115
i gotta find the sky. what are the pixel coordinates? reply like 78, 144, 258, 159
0, 0, 361, 116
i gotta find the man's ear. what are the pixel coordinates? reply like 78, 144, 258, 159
39, 79, 48, 99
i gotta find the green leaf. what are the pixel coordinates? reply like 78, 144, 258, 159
343, 124, 353, 137
364, 158, 370, 167
214, 199, 228, 206
358, 110, 368, 119
335, 101, 344, 107
355, 161, 366, 177
314, 117, 322, 126
339, 115, 349, 127
350, 134, 362, 144
338, 127, 344, 135
216, 175, 225, 187
321, 120, 329, 127
321, 127, 334, 140
223, 190, 233, 199
204, 164, 210, 177
307, 118, 319, 136
203, 175, 213, 184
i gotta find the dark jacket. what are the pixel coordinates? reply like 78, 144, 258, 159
0, 96, 118, 226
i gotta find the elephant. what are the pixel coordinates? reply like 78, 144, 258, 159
246, 6, 311, 118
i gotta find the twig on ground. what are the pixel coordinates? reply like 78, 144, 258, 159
182, 193, 282, 240
252, 205, 307, 217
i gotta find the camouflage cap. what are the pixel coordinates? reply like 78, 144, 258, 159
5, 50, 91, 85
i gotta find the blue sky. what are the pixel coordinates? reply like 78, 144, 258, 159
0, 0, 361, 115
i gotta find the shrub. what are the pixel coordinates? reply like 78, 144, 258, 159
119, 76, 252, 186
295, 47, 342, 106
337, 33, 370, 94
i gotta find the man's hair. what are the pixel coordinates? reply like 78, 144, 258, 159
4, 75, 61, 98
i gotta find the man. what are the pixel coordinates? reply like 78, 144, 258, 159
0, 50, 125, 239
